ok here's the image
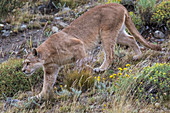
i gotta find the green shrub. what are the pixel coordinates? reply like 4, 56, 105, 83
151, 1, 170, 30
129, 11, 143, 30
133, 63, 170, 102
0, 0, 24, 18
136, 0, 157, 26
0, 59, 43, 98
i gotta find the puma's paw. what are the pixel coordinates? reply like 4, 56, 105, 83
30, 93, 43, 101
93, 68, 105, 73
133, 54, 143, 60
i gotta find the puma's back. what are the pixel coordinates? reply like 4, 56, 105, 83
63, 3, 161, 51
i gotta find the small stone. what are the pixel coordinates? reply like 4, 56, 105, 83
39, 19, 48, 22
62, 7, 71, 12
19, 24, 27, 31
57, 21, 68, 29
155, 39, 165, 42
52, 26, 59, 33
1, 30, 6, 33
0, 24, 4, 30
54, 17, 63, 20
2, 30, 10, 38
4, 24, 11, 30
155, 102, 161, 108
154, 30, 165, 39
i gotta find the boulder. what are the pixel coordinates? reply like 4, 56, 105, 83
2, 30, 10, 38
52, 26, 59, 33
0, 24, 4, 30
19, 24, 27, 31
154, 30, 165, 39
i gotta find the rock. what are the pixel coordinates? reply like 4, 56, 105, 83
155, 103, 161, 108
39, 19, 48, 22
57, 21, 68, 29
155, 39, 165, 42
1, 30, 6, 33
62, 7, 71, 12
0, 24, 4, 30
55, 17, 63, 21
4, 24, 11, 30
19, 24, 27, 31
52, 26, 59, 33
2, 30, 10, 38
154, 30, 165, 39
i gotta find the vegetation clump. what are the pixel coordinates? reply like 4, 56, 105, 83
133, 63, 170, 102
0, 0, 24, 18
63, 69, 95, 92
151, 1, 170, 30
0, 59, 43, 98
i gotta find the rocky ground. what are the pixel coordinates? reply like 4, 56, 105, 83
0, 2, 96, 63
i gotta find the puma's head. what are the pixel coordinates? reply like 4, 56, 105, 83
22, 48, 43, 76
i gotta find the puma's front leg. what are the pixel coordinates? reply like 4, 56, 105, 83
34, 64, 60, 100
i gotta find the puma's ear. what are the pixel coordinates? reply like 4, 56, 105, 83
32, 48, 40, 57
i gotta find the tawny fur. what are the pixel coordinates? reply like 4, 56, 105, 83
22, 3, 161, 100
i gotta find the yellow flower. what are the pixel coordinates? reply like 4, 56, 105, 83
104, 104, 106, 107
118, 67, 123, 71
117, 73, 122, 76
126, 74, 130, 77
123, 68, 127, 70
95, 76, 97, 79
103, 108, 105, 111
117, 78, 119, 80
129, 70, 132, 73
60, 85, 63, 88
103, 78, 105, 80
126, 64, 130, 67
110, 75, 113, 78
133, 77, 137, 79
112, 73, 116, 76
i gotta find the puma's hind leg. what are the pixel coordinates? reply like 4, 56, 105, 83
117, 30, 143, 60
94, 31, 117, 72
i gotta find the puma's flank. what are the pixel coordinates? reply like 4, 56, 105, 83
22, 3, 161, 100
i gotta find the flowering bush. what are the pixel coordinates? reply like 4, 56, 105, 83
93, 62, 170, 102
133, 63, 170, 102
151, 1, 170, 29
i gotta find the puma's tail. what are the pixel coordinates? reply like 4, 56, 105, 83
125, 12, 162, 51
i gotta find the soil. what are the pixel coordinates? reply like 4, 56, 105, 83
0, 29, 48, 63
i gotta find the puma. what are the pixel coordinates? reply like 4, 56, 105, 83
22, 3, 161, 100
